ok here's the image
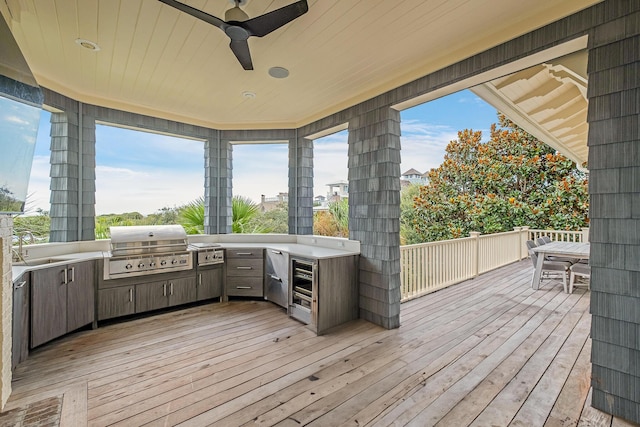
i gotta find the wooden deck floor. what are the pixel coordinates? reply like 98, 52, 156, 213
4, 260, 633, 426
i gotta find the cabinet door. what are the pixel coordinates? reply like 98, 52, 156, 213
197, 267, 223, 301
136, 281, 169, 313
31, 266, 67, 348
66, 261, 95, 332
265, 249, 288, 308
98, 287, 135, 320
12, 275, 30, 369
168, 276, 196, 307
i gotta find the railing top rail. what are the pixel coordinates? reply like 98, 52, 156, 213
400, 235, 475, 249
478, 230, 520, 239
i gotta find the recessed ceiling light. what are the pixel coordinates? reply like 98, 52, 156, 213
268, 67, 289, 79
75, 38, 100, 51
242, 91, 256, 99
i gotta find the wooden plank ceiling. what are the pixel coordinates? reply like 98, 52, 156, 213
471, 50, 589, 167
1, 0, 600, 132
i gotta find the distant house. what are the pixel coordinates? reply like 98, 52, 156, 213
260, 192, 288, 212
326, 180, 349, 202
314, 181, 349, 211
400, 168, 428, 186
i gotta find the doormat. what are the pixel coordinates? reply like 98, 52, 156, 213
0, 395, 62, 427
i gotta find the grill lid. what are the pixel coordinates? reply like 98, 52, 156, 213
109, 225, 188, 256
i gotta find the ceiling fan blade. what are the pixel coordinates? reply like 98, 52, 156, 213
242, 0, 308, 37
229, 39, 254, 70
157, 0, 225, 29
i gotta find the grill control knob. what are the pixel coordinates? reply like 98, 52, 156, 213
171, 259, 178, 265
125, 264, 133, 270
138, 262, 145, 268
160, 260, 167, 266
149, 262, 156, 267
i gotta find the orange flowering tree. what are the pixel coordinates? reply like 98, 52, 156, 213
411, 113, 588, 242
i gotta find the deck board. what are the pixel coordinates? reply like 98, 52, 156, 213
5, 260, 627, 426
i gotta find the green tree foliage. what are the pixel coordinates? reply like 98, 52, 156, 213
412, 113, 589, 242
232, 195, 269, 233
314, 199, 349, 237
173, 195, 279, 234
0, 185, 22, 212
146, 206, 179, 225
247, 202, 289, 234
12, 210, 51, 243
400, 184, 422, 245
95, 213, 144, 239
177, 198, 205, 234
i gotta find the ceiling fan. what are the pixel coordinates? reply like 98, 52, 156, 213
158, 0, 309, 70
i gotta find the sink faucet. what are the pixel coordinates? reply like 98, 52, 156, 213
13, 231, 35, 262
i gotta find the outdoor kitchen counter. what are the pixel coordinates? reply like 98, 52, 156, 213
12, 251, 106, 282
219, 243, 359, 259
11, 235, 360, 279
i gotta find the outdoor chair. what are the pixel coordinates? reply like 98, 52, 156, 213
569, 262, 591, 293
526, 240, 572, 292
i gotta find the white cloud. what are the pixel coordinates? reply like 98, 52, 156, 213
4, 115, 30, 125
95, 165, 203, 215
400, 120, 458, 174
232, 144, 289, 203
23, 116, 468, 217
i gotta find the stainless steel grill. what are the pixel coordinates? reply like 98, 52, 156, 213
189, 242, 224, 266
104, 225, 193, 279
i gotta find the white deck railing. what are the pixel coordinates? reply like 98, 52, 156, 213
400, 227, 589, 301
528, 228, 589, 243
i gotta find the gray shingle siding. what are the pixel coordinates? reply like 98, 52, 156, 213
588, 4, 640, 422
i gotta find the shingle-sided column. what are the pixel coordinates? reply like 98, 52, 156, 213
204, 133, 232, 234
49, 111, 79, 242
49, 108, 96, 242
80, 114, 96, 240
587, 3, 640, 423
289, 137, 313, 235
348, 107, 401, 329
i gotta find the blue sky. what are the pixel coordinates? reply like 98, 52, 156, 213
0, 96, 40, 208
25, 89, 498, 215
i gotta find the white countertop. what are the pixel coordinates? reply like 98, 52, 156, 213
11, 235, 360, 282
12, 251, 106, 282
221, 243, 358, 259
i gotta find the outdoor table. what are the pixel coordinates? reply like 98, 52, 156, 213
531, 241, 590, 290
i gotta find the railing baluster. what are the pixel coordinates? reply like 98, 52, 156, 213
399, 227, 589, 301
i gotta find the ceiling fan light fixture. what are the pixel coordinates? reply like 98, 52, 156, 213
268, 67, 290, 79
75, 38, 100, 51
225, 1, 249, 22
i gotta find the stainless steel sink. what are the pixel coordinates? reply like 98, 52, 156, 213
13, 257, 73, 267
